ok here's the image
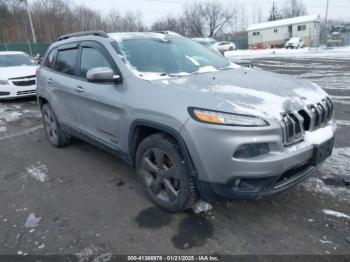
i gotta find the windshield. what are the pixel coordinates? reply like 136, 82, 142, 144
0, 54, 36, 67
114, 37, 231, 78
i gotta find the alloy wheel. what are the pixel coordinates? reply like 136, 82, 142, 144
141, 148, 180, 202
43, 109, 57, 142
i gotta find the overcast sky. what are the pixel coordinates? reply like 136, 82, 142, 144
33, 0, 350, 25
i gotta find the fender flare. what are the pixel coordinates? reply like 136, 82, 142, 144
128, 120, 197, 177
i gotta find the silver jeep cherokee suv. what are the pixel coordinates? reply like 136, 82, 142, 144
37, 31, 336, 212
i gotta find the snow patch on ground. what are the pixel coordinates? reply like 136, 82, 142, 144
302, 177, 350, 202
336, 120, 350, 127
0, 107, 22, 122
25, 213, 42, 228
331, 95, 350, 105
300, 149, 350, 202
323, 209, 350, 220
320, 147, 350, 178
0, 102, 41, 134
192, 200, 213, 214
25, 162, 48, 182
76, 245, 112, 262
225, 46, 350, 59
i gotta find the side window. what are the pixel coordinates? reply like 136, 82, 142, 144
55, 48, 78, 76
80, 47, 111, 79
44, 49, 57, 70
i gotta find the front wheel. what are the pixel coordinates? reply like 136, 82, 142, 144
135, 133, 198, 212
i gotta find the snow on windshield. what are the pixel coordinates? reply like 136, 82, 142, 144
110, 35, 233, 81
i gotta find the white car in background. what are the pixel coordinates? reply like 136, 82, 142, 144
0, 51, 38, 99
192, 37, 222, 55
285, 37, 305, 49
212, 41, 236, 52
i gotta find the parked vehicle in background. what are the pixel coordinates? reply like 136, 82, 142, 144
212, 41, 236, 52
253, 45, 268, 50
37, 31, 335, 212
192, 37, 222, 55
285, 37, 304, 49
0, 51, 38, 99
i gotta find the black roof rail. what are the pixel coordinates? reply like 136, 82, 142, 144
57, 30, 109, 41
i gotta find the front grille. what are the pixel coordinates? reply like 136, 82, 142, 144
17, 90, 36, 95
0, 91, 10, 96
12, 79, 36, 86
281, 97, 334, 146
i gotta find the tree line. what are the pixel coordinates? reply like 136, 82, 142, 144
0, 0, 340, 44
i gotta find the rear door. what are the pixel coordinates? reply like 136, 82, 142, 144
74, 41, 125, 150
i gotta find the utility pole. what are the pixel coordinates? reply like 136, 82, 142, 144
25, 0, 37, 43
324, 0, 330, 44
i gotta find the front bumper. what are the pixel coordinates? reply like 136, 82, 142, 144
181, 118, 336, 200
0, 82, 36, 100
196, 160, 320, 200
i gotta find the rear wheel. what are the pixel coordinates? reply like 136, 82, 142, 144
41, 104, 70, 147
135, 133, 198, 212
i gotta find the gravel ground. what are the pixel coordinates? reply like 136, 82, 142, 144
0, 54, 349, 258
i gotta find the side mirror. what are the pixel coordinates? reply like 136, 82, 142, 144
86, 67, 121, 83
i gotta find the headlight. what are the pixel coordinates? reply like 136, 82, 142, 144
0, 79, 9, 85
188, 107, 268, 126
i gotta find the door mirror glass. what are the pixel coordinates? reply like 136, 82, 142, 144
86, 67, 120, 83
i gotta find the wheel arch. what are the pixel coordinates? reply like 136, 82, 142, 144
129, 120, 197, 177
37, 96, 49, 110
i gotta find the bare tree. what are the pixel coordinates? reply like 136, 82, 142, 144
107, 9, 146, 32
151, 1, 235, 37
282, 0, 307, 18
197, 1, 235, 37
0, 0, 148, 43
151, 15, 187, 35
183, 3, 205, 37
268, 1, 283, 21
252, 6, 263, 24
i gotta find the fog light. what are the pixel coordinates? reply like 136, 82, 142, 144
234, 143, 270, 159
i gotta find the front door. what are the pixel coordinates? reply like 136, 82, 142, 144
51, 44, 81, 130
74, 41, 124, 151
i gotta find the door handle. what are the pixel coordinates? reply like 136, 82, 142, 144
74, 86, 84, 93
47, 78, 54, 84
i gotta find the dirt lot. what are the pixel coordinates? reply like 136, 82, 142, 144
0, 55, 349, 259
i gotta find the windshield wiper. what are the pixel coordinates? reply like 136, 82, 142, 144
160, 72, 190, 78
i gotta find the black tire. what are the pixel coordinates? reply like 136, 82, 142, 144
135, 133, 198, 213
41, 104, 70, 147
229, 46, 234, 51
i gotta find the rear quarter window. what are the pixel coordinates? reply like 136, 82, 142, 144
44, 49, 57, 70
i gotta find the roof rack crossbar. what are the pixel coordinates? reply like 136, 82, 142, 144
57, 30, 109, 41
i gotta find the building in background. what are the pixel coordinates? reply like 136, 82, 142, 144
247, 15, 321, 49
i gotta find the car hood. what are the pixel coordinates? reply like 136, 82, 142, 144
155, 68, 328, 121
0, 66, 38, 80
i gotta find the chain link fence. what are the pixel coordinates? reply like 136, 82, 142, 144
0, 43, 50, 56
